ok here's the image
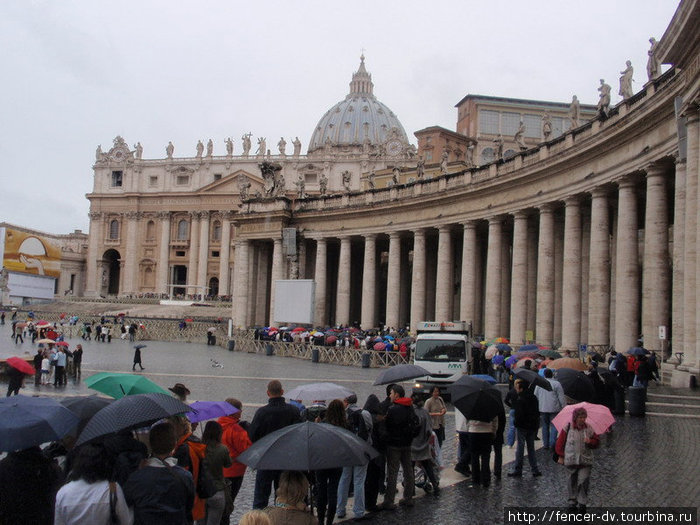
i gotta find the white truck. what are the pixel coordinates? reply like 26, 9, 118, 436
412, 321, 473, 398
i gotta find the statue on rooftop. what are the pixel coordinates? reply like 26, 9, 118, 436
597, 79, 612, 117
619, 60, 634, 100
295, 175, 306, 198
206, 139, 213, 157
515, 120, 527, 150
647, 37, 661, 81
196, 140, 204, 158
242, 133, 252, 156
368, 171, 376, 189
292, 137, 302, 157
493, 136, 504, 160
342, 170, 352, 192
278, 137, 287, 156
416, 157, 425, 178
256, 137, 266, 157
225, 137, 234, 156
319, 173, 328, 196
542, 113, 552, 140
166, 141, 174, 159
133, 142, 143, 159
440, 150, 449, 174
569, 95, 581, 129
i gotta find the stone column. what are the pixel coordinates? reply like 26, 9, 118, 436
232, 240, 249, 327
614, 179, 640, 353
460, 222, 478, 327
687, 110, 700, 368
536, 205, 555, 345
335, 236, 352, 326
588, 188, 611, 345
672, 158, 686, 359
561, 197, 582, 350
385, 232, 401, 330
197, 211, 210, 294
218, 212, 232, 296
121, 212, 140, 294
510, 212, 528, 344
410, 229, 427, 331
361, 234, 377, 330
484, 217, 502, 339
269, 237, 285, 326
314, 238, 328, 326
187, 212, 200, 292
642, 165, 670, 353
84, 211, 103, 296
435, 226, 453, 321
156, 212, 171, 296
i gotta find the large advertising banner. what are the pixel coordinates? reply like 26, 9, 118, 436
2, 228, 61, 279
8, 272, 55, 300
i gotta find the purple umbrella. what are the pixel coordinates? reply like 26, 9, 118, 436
492, 354, 505, 366
186, 401, 240, 423
505, 355, 519, 369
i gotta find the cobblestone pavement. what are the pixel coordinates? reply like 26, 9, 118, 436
2, 325, 699, 524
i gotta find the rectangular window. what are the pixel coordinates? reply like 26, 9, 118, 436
425, 151, 432, 161
553, 117, 567, 137
149, 176, 158, 186
175, 250, 186, 257
212, 250, 220, 258
501, 112, 520, 136
214, 173, 222, 180
176, 175, 189, 185
478, 110, 500, 135
523, 114, 541, 138
111, 171, 123, 187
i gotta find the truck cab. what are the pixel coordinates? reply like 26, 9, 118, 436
412, 321, 472, 399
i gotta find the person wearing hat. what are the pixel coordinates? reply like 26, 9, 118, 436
170, 383, 191, 403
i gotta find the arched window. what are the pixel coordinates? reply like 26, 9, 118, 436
109, 220, 119, 240
212, 221, 221, 242
177, 220, 189, 240
146, 220, 155, 241
480, 147, 495, 164
503, 149, 516, 160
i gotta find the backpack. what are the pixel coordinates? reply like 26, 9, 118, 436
408, 407, 421, 439
347, 408, 369, 441
187, 440, 217, 499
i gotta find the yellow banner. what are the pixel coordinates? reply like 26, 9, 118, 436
3, 228, 60, 279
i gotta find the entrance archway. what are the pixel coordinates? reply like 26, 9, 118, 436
103, 249, 121, 295
208, 277, 219, 297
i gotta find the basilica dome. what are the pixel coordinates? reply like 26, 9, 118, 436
308, 56, 411, 156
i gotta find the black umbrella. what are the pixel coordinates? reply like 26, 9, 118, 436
513, 368, 553, 391
60, 395, 114, 434
76, 393, 190, 446
237, 421, 378, 471
446, 376, 503, 422
554, 368, 595, 402
134, 344, 147, 350
373, 364, 430, 386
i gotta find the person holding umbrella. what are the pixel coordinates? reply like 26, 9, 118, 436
315, 399, 347, 525
507, 379, 542, 478
133, 344, 146, 371
6, 362, 27, 396
554, 407, 600, 512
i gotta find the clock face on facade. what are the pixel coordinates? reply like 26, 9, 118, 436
386, 139, 402, 156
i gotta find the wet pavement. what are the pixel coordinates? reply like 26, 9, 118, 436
2, 323, 699, 524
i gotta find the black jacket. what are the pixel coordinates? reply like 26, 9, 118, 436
248, 396, 301, 442
513, 390, 540, 430
383, 398, 414, 448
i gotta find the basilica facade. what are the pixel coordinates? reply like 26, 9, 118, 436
85, 1, 700, 383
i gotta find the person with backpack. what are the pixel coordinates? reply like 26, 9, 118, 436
507, 379, 542, 478
410, 394, 440, 496
379, 384, 417, 510
199, 421, 232, 525
336, 394, 372, 520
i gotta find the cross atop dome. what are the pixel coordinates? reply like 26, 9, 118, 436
349, 54, 373, 96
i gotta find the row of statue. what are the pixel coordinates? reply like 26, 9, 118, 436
159, 136, 303, 160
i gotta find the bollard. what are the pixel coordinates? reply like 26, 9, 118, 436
361, 352, 371, 369
312, 348, 320, 363
266, 344, 274, 356
227, 340, 235, 352
613, 387, 625, 415
628, 386, 646, 417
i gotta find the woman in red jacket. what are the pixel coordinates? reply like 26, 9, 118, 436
218, 398, 252, 522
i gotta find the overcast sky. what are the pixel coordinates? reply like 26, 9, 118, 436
0, 1, 679, 235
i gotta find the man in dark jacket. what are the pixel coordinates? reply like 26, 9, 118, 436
248, 379, 301, 509
380, 384, 415, 510
508, 379, 542, 477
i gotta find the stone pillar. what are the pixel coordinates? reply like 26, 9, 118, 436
510, 212, 528, 344
269, 238, 285, 326
536, 205, 555, 345
335, 236, 352, 326
314, 238, 328, 326
410, 229, 427, 332
562, 197, 582, 351
197, 211, 210, 295
484, 217, 502, 339
385, 232, 401, 330
614, 179, 640, 353
84, 212, 103, 296
218, 212, 232, 296
232, 240, 249, 328
187, 212, 200, 292
672, 158, 686, 359
435, 226, 453, 321
156, 212, 171, 296
642, 165, 670, 353
526, 219, 538, 336
361, 234, 377, 330
121, 212, 140, 294
588, 188, 611, 345
460, 222, 478, 327
687, 110, 700, 368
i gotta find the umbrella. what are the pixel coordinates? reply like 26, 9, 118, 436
504, 355, 519, 369
373, 342, 385, 351
538, 349, 562, 359
326, 335, 337, 345
627, 347, 648, 356
552, 402, 615, 434
484, 345, 499, 359
447, 376, 503, 422
60, 395, 114, 434
554, 368, 595, 402
286, 382, 354, 402
0, 395, 80, 452
76, 393, 190, 446
518, 344, 540, 352
292, 327, 305, 333
471, 374, 498, 384
55, 341, 70, 347
492, 354, 505, 366
14, 322, 27, 330
514, 357, 537, 369
133, 344, 148, 350
513, 368, 553, 391
5, 356, 35, 376
37, 339, 56, 344
186, 401, 240, 424
373, 363, 430, 385
86, 372, 170, 399
237, 421, 378, 470
493, 337, 509, 344
548, 357, 588, 371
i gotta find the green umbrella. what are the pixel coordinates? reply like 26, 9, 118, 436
537, 349, 562, 360
85, 372, 170, 399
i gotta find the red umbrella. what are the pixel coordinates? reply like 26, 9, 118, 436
373, 342, 386, 351
5, 357, 35, 375
292, 327, 305, 333
184, 318, 193, 322
55, 342, 69, 347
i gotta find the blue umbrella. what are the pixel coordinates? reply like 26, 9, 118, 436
627, 347, 648, 356
492, 354, 505, 366
471, 374, 497, 384
496, 343, 512, 353
518, 344, 540, 352
0, 395, 79, 452
505, 355, 519, 369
